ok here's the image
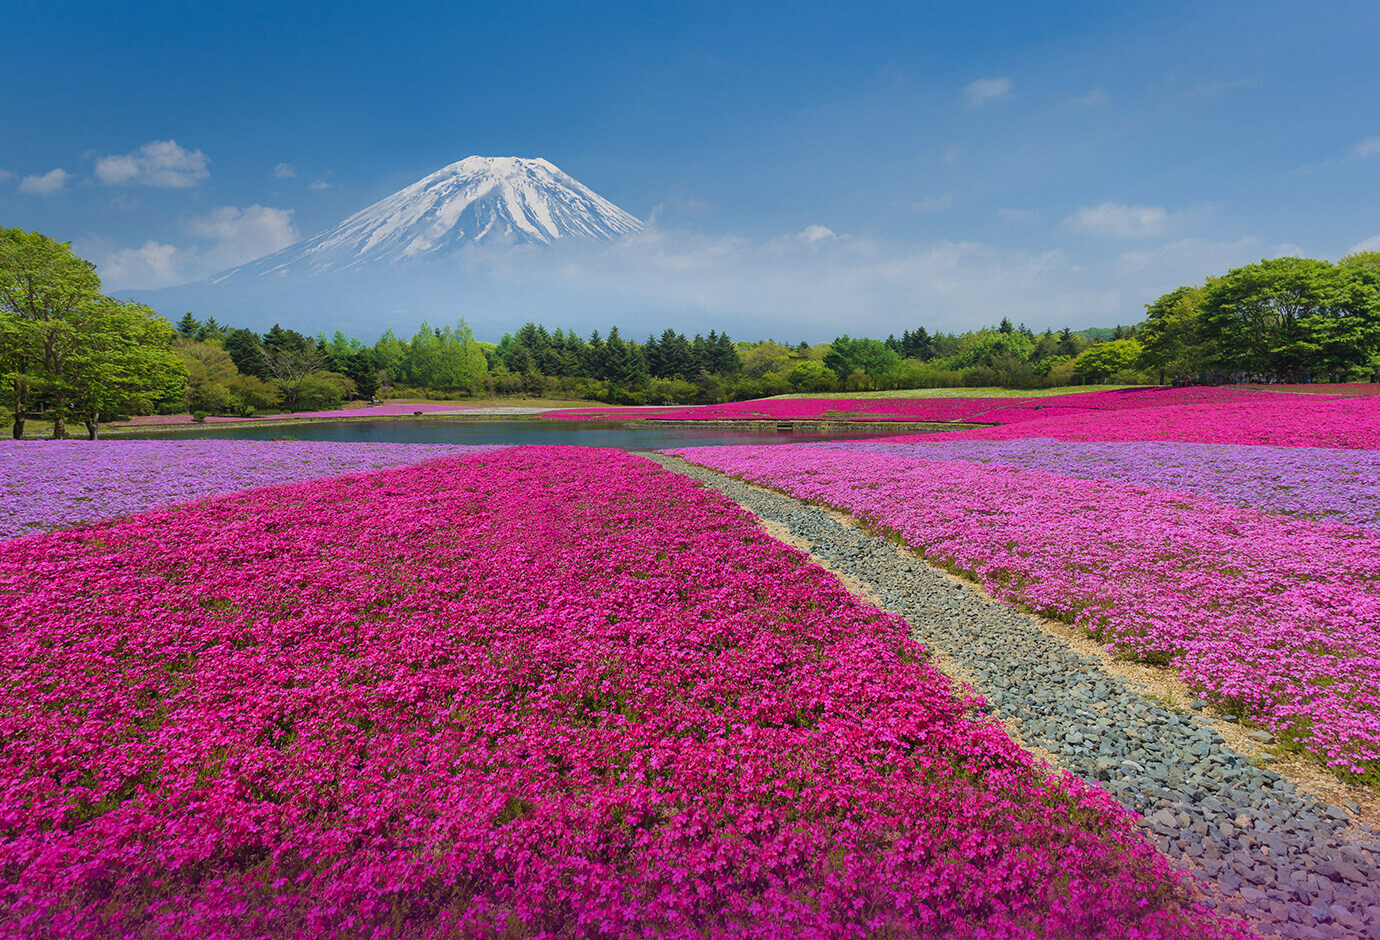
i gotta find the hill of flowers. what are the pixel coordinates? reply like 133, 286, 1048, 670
0, 447, 1238, 937
557, 386, 1283, 425
920, 392, 1380, 449
821, 438, 1380, 531
0, 440, 503, 539
668, 444, 1380, 782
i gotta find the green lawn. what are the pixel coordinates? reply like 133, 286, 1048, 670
766, 384, 1144, 400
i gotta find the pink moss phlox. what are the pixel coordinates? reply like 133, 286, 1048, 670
0, 447, 1240, 937
670, 444, 1380, 777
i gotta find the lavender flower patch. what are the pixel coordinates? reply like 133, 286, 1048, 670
817, 438, 1380, 530
0, 440, 505, 539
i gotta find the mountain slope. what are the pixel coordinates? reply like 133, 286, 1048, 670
212, 156, 642, 282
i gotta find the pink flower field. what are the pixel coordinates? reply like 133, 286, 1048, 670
0, 447, 1239, 937
559, 386, 1380, 448
669, 444, 1380, 780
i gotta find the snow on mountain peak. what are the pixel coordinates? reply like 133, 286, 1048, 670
212, 156, 642, 281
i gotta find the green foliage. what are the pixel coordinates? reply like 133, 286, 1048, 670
1199, 257, 1380, 379
0, 229, 187, 438
1072, 339, 1144, 383
1137, 284, 1210, 381
823, 335, 901, 378
398, 318, 488, 391
788, 360, 838, 392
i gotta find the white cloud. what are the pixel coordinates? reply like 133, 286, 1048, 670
94, 140, 210, 188
0, 168, 13, 183
309, 179, 334, 190
914, 193, 954, 213
796, 224, 836, 244
1064, 202, 1173, 238
964, 76, 1011, 106
274, 162, 297, 179
96, 205, 299, 290
1348, 137, 1380, 160
1268, 243, 1306, 258
1073, 87, 1111, 108
1114, 236, 1261, 274
99, 241, 182, 289
997, 208, 1040, 224
1349, 234, 1380, 254
18, 168, 71, 195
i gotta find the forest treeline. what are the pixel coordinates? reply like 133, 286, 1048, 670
5, 227, 1379, 438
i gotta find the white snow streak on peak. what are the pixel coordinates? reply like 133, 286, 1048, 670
217, 156, 643, 280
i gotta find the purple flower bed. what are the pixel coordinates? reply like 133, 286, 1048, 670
0, 440, 504, 539
818, 438, 1380, 530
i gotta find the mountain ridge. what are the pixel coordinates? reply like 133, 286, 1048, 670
210, 156, 643, 283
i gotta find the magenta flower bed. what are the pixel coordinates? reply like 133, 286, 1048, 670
918, 394, 1380, 449
820, 438, 1380, 530
0, 440, 503, 539
0, 447, 1236, 937
558, 386, 1282, 425
670, 444, 1380, 779
113, 401, 480, 426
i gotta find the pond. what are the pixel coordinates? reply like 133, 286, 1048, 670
135, 419, 922, 449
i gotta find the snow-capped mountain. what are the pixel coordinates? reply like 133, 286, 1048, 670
212, 156, 642, 281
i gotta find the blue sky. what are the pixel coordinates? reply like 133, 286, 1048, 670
3, 0, 1379, 337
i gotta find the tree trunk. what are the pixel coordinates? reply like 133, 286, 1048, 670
85, 409, 100, 440
10, 374, 27, 439
51, 394, 66, 440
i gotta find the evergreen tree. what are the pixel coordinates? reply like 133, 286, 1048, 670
175, 312, 200, 337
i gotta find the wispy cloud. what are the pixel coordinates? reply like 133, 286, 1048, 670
0, 168, 13, 183
18, 168, 71, 195
309, 179, 334, 190
1072, 87, 1111, 109
1349, 234, 1380, 254
1348, 137, 1380, 160
964, 76, 1011, 106
95, 205, 300, 290
795, 225, 836, 244
1064, 202, 1174, 238
94, 140, 210, 188
274, 162, 298, 179
914, 193, 953, 213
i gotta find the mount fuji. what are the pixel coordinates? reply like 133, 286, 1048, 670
211, 156, 644, 283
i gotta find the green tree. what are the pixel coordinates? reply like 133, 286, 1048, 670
1200, 257, 1378, 379
1072, 339, 1143, 383
787, 360, 837, 392
1138, 284, 1210, 382
175, 312, 201, 337
0, 229, 105, 438
65, 300, 186, 437
823, 335, 901, 379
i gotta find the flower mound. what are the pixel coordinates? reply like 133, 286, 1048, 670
823, 438, 1380, 531
0, 440, 504, 539
557, 387, 1280, 425
670, 445, 1380, 780
921, 393, 1380, 449
0, 448, 1234, 937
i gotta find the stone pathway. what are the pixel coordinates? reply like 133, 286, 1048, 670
648, 454, 1380, 940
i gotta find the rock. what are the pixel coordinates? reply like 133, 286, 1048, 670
1248, 729, 1277, 745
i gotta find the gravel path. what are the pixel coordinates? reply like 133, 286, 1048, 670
648, 454, 1380, 940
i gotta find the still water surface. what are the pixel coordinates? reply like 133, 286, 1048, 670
140, 419, 916, 449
